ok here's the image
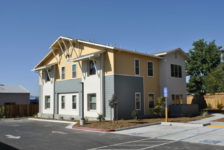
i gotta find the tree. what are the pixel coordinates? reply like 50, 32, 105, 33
186, 39, 221, 109
204, 64, 224, 93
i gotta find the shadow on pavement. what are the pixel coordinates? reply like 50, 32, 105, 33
0, 141, 19, 150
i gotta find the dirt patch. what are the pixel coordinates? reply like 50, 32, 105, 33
75, 115, 212, 130
213, 118, 224, 122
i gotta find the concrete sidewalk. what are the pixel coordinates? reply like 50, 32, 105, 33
115, 113, 224, 146
190, 113, 224, 125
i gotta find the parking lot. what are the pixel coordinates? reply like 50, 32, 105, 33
0, 119, 223, 150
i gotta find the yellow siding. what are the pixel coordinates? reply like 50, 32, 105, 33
114, 50, 160, 115
37, 42, 115, 81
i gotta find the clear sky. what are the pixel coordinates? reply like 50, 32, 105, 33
0, 0, 224, 96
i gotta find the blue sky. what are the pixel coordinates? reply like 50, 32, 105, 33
0, 0, 224, 96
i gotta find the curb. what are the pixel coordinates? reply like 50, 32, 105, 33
115, 122, 160, 131
72, 122, 160, 133
72, 126, 114, 132
28, 118, 77, 129
161, 122, 211, 127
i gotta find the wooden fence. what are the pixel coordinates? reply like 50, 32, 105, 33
187, 93, 224, 110
0, 104, 38, 118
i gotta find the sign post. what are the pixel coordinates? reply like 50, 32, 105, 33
163, 87, 168, 122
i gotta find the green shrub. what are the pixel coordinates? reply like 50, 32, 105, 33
217, 103, 223, 110
153, 97, 165, 117
97, 114, 105, 122
131, 110, 138, 120
207, 103, 212, 110
60, 116, 64, 120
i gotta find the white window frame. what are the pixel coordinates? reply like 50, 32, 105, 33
72, 64, 77, 78
148, 92, 156, 108
135, 92, 141, 110
147, 61, 154, 77
45, 95, 50, 109
61, 96, 65, 109
87, 93, 97, 111
61, 67, 65, 80
72, 95, 77, 110
134, 59, 140, 76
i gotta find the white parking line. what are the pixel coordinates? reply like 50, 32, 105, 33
52, 130, 68, 135
5, 134, 21, 139
138, 141, 177, 150
88, 138, 149, 150
88, 138, 175, 150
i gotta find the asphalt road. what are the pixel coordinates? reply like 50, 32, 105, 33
0, 119, 223, 150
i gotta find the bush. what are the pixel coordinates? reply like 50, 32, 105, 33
131, 110, 139, 120
153, 97, 165, 117
217, 103, 223, 110
97, 114, 105, 122
84, 117, 89, 123
207, 103, 212, 110
202, 111, 209, 117
60, 116, 64, 120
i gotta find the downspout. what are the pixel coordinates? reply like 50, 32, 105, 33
100, 53, 105, 116
53, 65, 56, 118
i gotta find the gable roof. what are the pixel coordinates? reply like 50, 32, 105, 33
0, 85, 29, 94
33, 36, 161, 70
153, 48, 188, 59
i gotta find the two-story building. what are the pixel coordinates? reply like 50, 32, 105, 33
33, 36, 187, 120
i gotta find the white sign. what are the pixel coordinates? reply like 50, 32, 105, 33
164, 87, 168, 97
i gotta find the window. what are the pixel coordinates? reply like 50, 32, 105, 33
148, 93, 155, 108
147, 61, 153, 76
89, 60, 96, 75
45, 96, 50, 109
61, 67, 65, 79
72, 64, 76, 78
171, 94, 183, 104
72, 95, 77, 109
135, 92, 141, 110
88, 94, 96, 110
42, 70, 50, 82
61, 96, 65, 109
171, 64, 182, 78
134, 59, 140, 75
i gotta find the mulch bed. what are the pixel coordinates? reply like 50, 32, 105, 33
75, 115, 212, 130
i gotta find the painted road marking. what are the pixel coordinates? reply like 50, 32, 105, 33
88, 138, 149, 150
52, 131, 67, 135
208, 125, 224, 128
88, 138, 174, 150
5, 134, 21, 139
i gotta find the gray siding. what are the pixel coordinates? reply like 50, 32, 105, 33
114, 75, 144, 119
55, 78, 82, 118
0, 93, 29, 105
104, 75, 115, 120
159, 52, 187, 104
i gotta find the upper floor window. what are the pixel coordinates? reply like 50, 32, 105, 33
43, 70, 50, 82
61, 67, 65, 79
171, 64, 182, 78
134, 59, 140, 75
72, 64, 76, 78
147, 61, 153, 76
89, 60, 96, 75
